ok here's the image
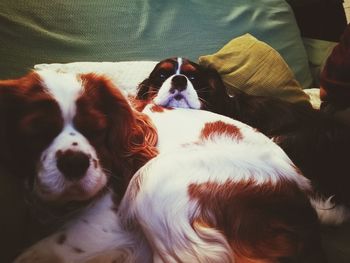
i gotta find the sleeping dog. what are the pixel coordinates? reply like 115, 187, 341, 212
16, 100, 327, 263
0, 71, 157, 260
136, 57, 350, 224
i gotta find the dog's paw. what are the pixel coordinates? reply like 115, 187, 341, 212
14, 249, 63, 263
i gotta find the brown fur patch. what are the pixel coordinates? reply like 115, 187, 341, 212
56, 233, 67, 245
200, 121, 243, 141
150, 104, 165, 112
188, 179, 321, 262
72, 247, 85, 253
76, 74, 158, 195
93, 159, 98, 169
0, 71, 64, 177
181, 63, 197, 73
160, 62, 176, 71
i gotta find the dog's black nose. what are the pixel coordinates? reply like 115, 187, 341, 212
170, 75, 187, 93
56, 150, 90, 181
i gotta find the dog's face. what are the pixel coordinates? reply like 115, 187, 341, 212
137, 57, 228, 111
0, 71, 156, 204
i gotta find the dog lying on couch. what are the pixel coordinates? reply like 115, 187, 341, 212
10, 58, 347, 262
0, 70, 158, 260
136, 57, 350, 224
14, 70, 328, 263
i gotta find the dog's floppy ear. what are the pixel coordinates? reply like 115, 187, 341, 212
0, 72, 42, 170
136, 60, 164, 100
201, 66, 233, 115
0, 79, 21, 168
0, 72, 40, 120
80, 74, 158, 191
136, 77, 152, 100
202, 66, 263, 122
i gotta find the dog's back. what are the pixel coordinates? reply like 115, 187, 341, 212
120, 105, 326, 263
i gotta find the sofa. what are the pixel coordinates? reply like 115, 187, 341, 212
0, 0, 349, 262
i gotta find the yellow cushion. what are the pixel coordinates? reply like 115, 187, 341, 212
199, 34, 310, 105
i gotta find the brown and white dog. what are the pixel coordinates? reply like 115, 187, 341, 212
119, 104, 327, 263
15, 59, 350, 262
0, 70, 157, 259
16, 101, 327, 262
0, 70, 158, 203
136, 57, 350, 225
136, 57, 228, 113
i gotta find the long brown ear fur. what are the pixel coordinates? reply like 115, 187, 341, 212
0, 72, 44, 171
128, 95, 150, 112
136, 60, 164, 100
128, 109, 158, 171
136, 78, 152, 100
80, 74, 158, 192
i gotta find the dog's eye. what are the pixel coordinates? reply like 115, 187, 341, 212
81, 126, 106, 141
185, 74, 197, 81
19, 113, 63, 144
74, 111, 108, 142
159, 73, 167, 79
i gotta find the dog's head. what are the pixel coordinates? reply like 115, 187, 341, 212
0, 70, 157, 204
136, 57, 229, 112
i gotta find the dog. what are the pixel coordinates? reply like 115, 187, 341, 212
15, 102, 328, 263
136, 57, 350, 224
136, 57, 228, 113
0, 70, 157, 259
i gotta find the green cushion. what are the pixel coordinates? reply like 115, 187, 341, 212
302, 37, 338, 87
0, 0, 312, 88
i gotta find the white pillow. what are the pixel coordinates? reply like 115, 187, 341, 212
35, 61, 321, 109
35, 61, 158, 96
303, 88, 321, 109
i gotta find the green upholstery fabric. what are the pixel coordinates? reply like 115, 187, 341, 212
0, 0, 312, 88
303, 37, 338, 87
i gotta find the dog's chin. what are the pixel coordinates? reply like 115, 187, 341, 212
35, 174, 107, 204
163, 96, 193, 109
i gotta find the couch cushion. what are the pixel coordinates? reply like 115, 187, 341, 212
199, 34, 311, 105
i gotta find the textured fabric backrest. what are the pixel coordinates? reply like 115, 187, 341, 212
0, 0, 312, 88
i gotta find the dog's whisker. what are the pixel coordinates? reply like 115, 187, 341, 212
195, 88, 211, 92
139, 85, 159, 93
198, 97, 209, 106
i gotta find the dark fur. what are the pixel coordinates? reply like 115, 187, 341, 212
227, 91, 350, 207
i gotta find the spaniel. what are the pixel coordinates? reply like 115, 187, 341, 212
136, 57, 350, 224
0, 70, 157, 258
16, 102, 328, 263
